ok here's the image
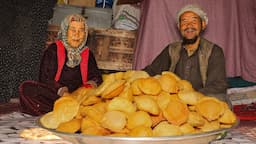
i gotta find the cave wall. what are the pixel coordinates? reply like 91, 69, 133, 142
0, 0, 57, 102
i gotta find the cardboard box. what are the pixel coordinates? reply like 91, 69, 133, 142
68, 0, 96, 7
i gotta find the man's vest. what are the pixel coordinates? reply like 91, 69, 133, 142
54, 40, 89, 85
168, 38, 214, 87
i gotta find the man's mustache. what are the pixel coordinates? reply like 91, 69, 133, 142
184, 28, 197, 32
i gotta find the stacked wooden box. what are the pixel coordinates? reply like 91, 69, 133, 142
88, 28, 136, 71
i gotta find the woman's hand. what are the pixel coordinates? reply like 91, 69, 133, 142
84, 80, 97, 88
57, 86, 69, 96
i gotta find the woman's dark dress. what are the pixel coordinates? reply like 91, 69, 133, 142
19, 43, 102, 116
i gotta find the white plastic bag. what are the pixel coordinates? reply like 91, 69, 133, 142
112, 4, 140, 30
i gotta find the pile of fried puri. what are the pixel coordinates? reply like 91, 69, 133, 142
40, 71, 237, 137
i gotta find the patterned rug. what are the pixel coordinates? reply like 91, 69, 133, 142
0, 112, 255, 144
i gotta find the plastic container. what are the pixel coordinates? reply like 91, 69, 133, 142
84, 7, 112, 28
49, 4, 82, 25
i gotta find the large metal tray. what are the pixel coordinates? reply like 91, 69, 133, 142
37, 117, 239, 144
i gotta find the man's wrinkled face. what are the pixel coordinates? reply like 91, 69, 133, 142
67, 21, 86, 48
179, 11, 205, 44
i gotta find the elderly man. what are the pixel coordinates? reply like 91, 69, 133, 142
144, 5, 228, 100
19, 14, 103, 116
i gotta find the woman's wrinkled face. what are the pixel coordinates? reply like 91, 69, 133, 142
179, 11, 205, 41
67, 21, 86, 48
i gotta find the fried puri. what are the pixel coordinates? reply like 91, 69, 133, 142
163, 100, 189, 126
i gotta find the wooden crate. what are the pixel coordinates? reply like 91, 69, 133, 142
88, 28, 137, 71
68, 0, 96, 7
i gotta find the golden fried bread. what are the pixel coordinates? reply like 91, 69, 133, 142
153, 121, 182, 136
200, 120, 220, 132
107, 96, 136, 114
101, 110, 127, 132
156, 91, 172, 111
163, 100, 189, 126
92, 102, 107, 114
151, 112, 165, 127
80, 106, 103, 123
53, 96, 79, 125
56, 118, 81, 133
40, 112, 60, 129
187, 112, 205, 127
178, 90, 203, 105
219, 109, 236, 124
94, 73, 116, 96
118, 86, 134, 101
129, 126, 153, 137
127, 111, 152, 130
101, 80, 126, 99
82, 95, 101, 106
81, 117, 100, 131
179, 123, 195, 134
158, 74, 179, 93
138, 77, 161, 95
81, 126, 111, 136
40, 70, 237, 137
134, 95, 159, 115
177, 80, 194, 91
161, 71, 181, 81
195, 97, 225, 121
125, 70, 149, 83
114, 71, 124, 80
131, 78, 143, 95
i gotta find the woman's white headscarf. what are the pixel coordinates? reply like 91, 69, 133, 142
57, 14, 89, 68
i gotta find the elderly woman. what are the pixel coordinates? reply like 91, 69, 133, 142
19, 14, 103, 116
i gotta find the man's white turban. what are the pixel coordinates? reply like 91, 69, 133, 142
176, 4, 208, 26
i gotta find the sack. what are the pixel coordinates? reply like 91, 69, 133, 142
112, 4, 140, 30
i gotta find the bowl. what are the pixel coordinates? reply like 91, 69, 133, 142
37, 117, 239, 144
